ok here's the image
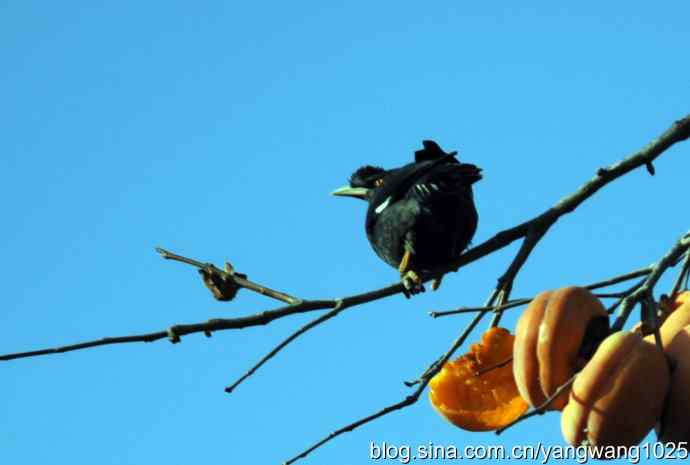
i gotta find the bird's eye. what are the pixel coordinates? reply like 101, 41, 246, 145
374, 178, 385, 187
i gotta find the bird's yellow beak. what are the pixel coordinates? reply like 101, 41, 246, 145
331, 186, 369, 199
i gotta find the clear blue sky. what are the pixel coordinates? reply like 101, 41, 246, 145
2, 1, 689, 464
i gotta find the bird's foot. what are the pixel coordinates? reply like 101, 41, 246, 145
401, 270, 425, 298
398, 249, 412, 274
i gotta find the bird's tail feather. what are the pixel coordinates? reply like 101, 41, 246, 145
455, 163, 482, 185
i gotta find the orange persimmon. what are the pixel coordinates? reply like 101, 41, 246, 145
657, 291, 690, 349
429, 327, 528, 431
648, 292, 690, 447
633, 291, 690, 341
513, 287, 608, 410
561, 331, 669, 448
631, 292, 690, 447
658, 326, 690, 446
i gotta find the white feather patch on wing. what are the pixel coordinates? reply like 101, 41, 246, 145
375, 196, 392, 214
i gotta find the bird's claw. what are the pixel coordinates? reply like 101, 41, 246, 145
401, 270, 425, 298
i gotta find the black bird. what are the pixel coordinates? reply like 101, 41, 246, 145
332, 140, 482, 296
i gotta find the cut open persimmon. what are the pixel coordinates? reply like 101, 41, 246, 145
429, 327, 529, 431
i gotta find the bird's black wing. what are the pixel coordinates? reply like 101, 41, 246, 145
408, 162, 482, 204
384, 153, 459, 205
368, 154, 478, 219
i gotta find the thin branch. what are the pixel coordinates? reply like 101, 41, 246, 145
0, 333, 173, 360
1, 115, 689, 368
288, 244, 636, 461
429, 298, 532, 318
584, 267, 652, 290
283, 394, 417, 465
156, 247, 301, 305
405, 289, 502, 388
0, 115, 686, 465
284, 115, 690, 463
0, 290, 389, 361
493, 222, 551, 307
225, 300, 345, 393
612, 231, 690, 332
605, 279, 646, 315
284, 309, 490, 465
495, 375, 577, 435
595, 292, 636, 299
670, 251, 690, 298
482, 114, 690, 325
431, 266, 653, 318
475, 356, 513, 376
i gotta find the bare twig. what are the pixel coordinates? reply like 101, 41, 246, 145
0, 289, 392, 361
283, 309, 490, 465
2, 116, 688, 364
156, 247, 301, 305
584, 267, 652, 290
604, 279, 646, 315
475, 356, 513, 376
429, 298, 532, 318
595, 291, 637, 299
405, 290, 502, 388
495, 375, 577, 435
433, 265, 655, 320
670, 251, 690, 298
490, 222, 551, 327
284, 116, 690, 463
225, 300, 345, 393
1, 115, 689, 465
612, 231, 690, 332
283, 393, 417, 465
484, 114, 690, 325
594, 292, 625, 299
431, 267, 654, 318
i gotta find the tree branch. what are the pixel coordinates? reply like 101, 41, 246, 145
612, 231, 690, 332
156, 247, 302, 305
428, 266, 653, 318
285, 225, 688, 463
224, 300, 345, 393
1, 114, 689, 465
1, 116, 688, 368
485, 114, 690, 323
429, 298, 532, 318
670, 249, 690, 298
283, 309, 490, 465
282, 115, 690, 463
495, 375, 577, 435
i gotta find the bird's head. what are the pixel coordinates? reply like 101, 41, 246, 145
331, 165, 387, 201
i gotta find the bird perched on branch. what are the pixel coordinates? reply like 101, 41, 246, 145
332, 140, 482, 297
